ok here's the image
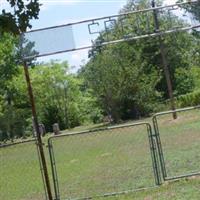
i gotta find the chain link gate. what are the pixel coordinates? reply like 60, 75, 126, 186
153, 106, 200, 181
48, 122, 160, 200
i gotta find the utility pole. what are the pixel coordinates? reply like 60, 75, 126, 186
23, 61, 53, 200
151, 0, 177, 119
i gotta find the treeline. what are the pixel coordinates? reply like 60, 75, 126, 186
0, 55, 102, 140
0, 0, 200, 141
79, 0, 200, 122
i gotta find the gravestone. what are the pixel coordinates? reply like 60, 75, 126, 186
53, 123, 60, 135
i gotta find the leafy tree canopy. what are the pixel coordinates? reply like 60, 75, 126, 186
0, 0, 41, 34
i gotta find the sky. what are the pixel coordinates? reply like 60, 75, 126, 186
30, 0, 129, 69
1, 0, 177, 72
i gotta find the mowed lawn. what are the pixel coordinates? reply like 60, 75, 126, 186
0, 141, 46, 200
0, 108, 200, 200
97, 178, 200, 200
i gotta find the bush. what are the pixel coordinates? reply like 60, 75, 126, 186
174, 68, 194, 96
176, 90, 200, 108
0, 107, 31, 141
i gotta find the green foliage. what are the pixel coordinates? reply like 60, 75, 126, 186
155, 31, 195, 98
0, 107, 30, 140
176, 66, 200, 107
0, 0, 200, 141
0, 0, 41, 34
191, 66, 200, 90
177, 90, 200, 108
178, 0, 200, 22
8, 61, 101, 133
174, 68, 194, 96
0, 33, 26, 141
81, 42, 162, 122
81, 0, 197, 122
0, 33, 19, 91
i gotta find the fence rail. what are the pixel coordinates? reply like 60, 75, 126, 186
21, 0, 200, 59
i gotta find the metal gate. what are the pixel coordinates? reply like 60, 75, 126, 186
48, 122, 160, 200
153, 106, 200, 181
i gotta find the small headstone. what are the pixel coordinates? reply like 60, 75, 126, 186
53, 123, 60, 135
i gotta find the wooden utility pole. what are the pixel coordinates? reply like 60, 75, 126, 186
23, 61, 53, 200
152, 0, 177, 119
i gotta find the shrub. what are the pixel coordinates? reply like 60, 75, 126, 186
176, 90, 200, 108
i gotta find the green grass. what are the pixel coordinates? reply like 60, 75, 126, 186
51, 124, 155, 199
0, 109, 200, 200
97, 178, 200, 200
0, 141, 45, 200
155, 109, 200, 178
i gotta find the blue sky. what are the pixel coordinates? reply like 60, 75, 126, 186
1, 0, 176, 71
34, 0, 129, 70
1, 0, 129, 70
36, 0, 128, 69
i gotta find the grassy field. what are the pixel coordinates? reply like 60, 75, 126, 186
50, 123, 156, 199
0, 141, 46, 200
0, 108, 200, 200
97, 178, 200, 200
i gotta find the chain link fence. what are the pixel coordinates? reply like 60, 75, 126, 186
0, 140, 47, 200
1, 106, 200, 200
48, 122, 160, 200
153, 106, 200, 181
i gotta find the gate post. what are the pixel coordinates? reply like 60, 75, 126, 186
152, 115, 167, 179
146, 123, 161, 185
48, 138, 60, 200
23, 61, 53, 200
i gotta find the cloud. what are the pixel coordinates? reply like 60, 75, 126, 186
68, 49, 89, 73
164, 0, 177, 5
71, 49, 88, 63
71, 53, 80, 61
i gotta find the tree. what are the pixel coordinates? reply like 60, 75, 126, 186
9, 61, 101, 133
0, 0, 41, 141
0, 33, 21, 141
80, 0, 196, 122
178, 0, 200, 22
0, 34, 19, 93
81, 42, 161, 122
0, 0, 41, 34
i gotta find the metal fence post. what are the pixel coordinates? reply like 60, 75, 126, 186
152, 0, 177, 119
23, 61, 53, 200
152, 115, 167, 179
146, 123, 161, 185
48, 139, 60, 200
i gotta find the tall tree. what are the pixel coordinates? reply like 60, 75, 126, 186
0, 0, 41, 140
80, 0, 196, 122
